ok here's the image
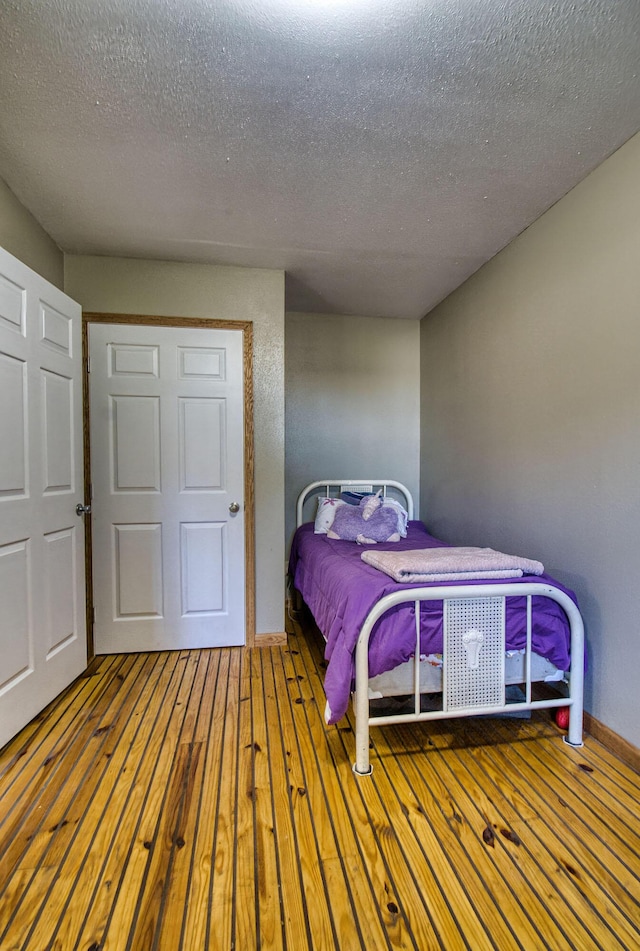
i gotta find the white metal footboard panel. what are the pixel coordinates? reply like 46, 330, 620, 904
352, 583, 584, 776
444, 596, 505, 712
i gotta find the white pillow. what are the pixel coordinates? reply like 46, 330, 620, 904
313, 496, 346, 534
382, 498, 409, 537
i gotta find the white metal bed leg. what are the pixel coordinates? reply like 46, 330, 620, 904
352, 756, 372, 777
353, 714, 372, 776
564, 668, 585, 747
353, 620, 373, 775
564, 710, 584, 748
564, 599, 585, 748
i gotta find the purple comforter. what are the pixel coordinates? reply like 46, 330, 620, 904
289, 521, 577, 724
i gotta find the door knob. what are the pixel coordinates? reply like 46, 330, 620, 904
229, 501, 241, 514
76, 503, 92, 516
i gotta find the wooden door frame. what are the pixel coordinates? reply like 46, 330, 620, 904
82, 312, 256, 657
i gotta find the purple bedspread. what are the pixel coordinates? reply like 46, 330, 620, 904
288, 521, 577, 724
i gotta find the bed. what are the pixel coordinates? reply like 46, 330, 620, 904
289, 480, 585, 775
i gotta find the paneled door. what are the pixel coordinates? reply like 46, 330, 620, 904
89, 322, 246, 653
0, 247, 87, 750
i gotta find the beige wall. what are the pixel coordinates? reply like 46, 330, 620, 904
420, 131, 640, 747
65, 255, 285, 637
0, 177, 63, 288
286, 311, 421, 547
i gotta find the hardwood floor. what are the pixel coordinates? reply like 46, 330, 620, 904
1, 619, 639, 950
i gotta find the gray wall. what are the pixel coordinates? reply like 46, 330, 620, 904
0, 177, 63, 288
286, 311, 421, 547
420, 131, 640, 748
65, 255, 285, 637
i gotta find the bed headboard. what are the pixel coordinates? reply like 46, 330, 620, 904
296, 479, 414, 527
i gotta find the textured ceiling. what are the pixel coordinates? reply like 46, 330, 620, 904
1, 0, 639, 318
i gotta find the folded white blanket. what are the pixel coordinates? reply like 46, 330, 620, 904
360, 546, 544, 583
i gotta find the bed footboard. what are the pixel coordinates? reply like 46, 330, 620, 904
352, 582, 584, 776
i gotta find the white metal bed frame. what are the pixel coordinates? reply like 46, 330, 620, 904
295, 480, 585, 776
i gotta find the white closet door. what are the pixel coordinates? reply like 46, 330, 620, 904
0, 247, 86, 750
89, 323, 246, 653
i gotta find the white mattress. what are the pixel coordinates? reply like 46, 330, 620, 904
366, 650, 564, 699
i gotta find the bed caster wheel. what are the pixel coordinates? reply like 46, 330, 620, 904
555, 707, 570, 730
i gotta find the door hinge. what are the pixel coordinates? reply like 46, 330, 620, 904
86, 356, 91, 373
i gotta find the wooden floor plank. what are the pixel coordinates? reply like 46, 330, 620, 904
342, 732, 451, 950
471, 726, 640, 948
400, 714, 640, 951
488, 716, 640, 871
233, 647, 258, 951
274, 646, 339, 949
365, 745, 486, 951
291, 631, 416, 951
446, 740, 603, 947
99, 652, 202, 951
250, 647, 285, 951
155, 651, 221, 951
68, 651, 193, 951
290, 624, 399, 948
0, 653, 126, 839
289, 631, 397, 951
1, 628, 639, 951
446, 738, 624, 950
32, 652, 178, 951
0, 654, 119, 792
19, 654, 155, 873
565, 731, 640, 795
291, 632, 472, 951
205, 648, 242, 951
259, 648, 313, 950
125, 651, 212, 950
12, 652, 182, 951
178, 651, 232, 950
524, 731, 640, 853
379, 723, 541, 951
0, 654, 144, 944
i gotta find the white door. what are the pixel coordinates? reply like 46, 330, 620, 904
0, 247, 87, 750
89, 323, 246, 653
